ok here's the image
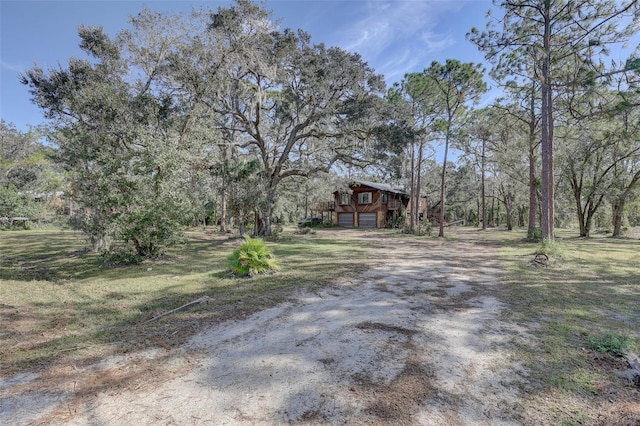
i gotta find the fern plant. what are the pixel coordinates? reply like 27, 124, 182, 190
228, 235, 280, 276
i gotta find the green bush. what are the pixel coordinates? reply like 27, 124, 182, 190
527, 227, 542, 242
387, 215, 405, 229
120, 208, 186, 258
228, 235, 280, 276
401, 222, 430, 236
101, 249, 144, 265
588, 332, 630, 356
0, 185, 43, 226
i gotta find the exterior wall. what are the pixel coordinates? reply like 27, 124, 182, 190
334, 184, 408, 228
406, 196, 429, 218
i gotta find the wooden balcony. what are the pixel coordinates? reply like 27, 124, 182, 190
311, 201, 335, 211
387, 199, 402, 210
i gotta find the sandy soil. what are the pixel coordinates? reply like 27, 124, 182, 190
1, 232, 529, 425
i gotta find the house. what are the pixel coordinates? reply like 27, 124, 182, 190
332, 181, 409, 228
406, 195, 432, 222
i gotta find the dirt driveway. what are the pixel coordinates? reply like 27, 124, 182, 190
2, 232, 527, 425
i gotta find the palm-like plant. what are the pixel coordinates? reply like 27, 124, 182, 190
228, 236, 280, 276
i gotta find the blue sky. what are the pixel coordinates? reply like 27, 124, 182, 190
1, 0, 493, 132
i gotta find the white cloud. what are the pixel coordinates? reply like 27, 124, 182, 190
420, 31, 455, 53
1, 60, 25, 73
331, 0, 464, 83
340, 2, 436, 53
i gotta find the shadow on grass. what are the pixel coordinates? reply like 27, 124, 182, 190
2, 227, 523, 425
0, 228, 375, 376
3, 227, 637, 424
490, 231, 640, 423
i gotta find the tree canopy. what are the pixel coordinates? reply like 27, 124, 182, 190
15, 0, 640, 247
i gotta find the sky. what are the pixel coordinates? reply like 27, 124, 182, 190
1, 0, 493, 132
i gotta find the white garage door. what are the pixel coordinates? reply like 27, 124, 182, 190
358, 213, 376, 228
338, 213, 354, 227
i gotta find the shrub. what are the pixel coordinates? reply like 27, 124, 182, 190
527, 227, 542, 242
588, 332, 630, 356
228, 235, 280, 276
0, 185, 43, 227
101, 249, 144, 266
401, 222, 430, 236
120, 208, 186, 258
387, 215, 405, 229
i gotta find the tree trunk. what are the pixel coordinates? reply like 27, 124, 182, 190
527, 143, 539, 239
219, 143, 229, 233
438, 137, 450, 238
481, 138, 487, 230
415, 142, 424, 231
612, 170, 640, 237
612, 199, 625, 237
257, 184, 277, 237
583, 201, 595, 237
525, 83, 540, 240
571, 172, 587, 237
409, 141, 416, 232
540, 3, 554, 241
490, 196, 495, 227
500, 184, 514, 231
506, 198, 513, 231
518, 205, 526, 228
304, 183, 309, 219
220, 178, 227, 232
586, 195, 608, 237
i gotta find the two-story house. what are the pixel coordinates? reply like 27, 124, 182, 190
333, 181, 409, 228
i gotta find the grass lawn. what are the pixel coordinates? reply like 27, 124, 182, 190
470, 228, 640, 424
0, 227, 371, 374
1, 225, 638, 424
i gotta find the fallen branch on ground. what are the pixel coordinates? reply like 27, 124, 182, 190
444, 220, 464, 227
142, 296, 213, 324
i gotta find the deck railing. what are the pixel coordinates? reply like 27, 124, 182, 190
311, 201, 335, 211
387, 199, 402, 210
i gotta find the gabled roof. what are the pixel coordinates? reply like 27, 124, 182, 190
352, 180, 408, 195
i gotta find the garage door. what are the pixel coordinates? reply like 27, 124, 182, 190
338, 213, 354, 227
358, 212, 376, 228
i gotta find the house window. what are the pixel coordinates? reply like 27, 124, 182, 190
381, 193, 388, 204
339, 193, 351, 205
358, 192, 372, 204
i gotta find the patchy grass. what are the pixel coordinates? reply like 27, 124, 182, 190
2, 225, 638, 424
475, 227, 640, 425
0, 228, 370, 375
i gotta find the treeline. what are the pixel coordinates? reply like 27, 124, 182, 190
4, 0, 638, 257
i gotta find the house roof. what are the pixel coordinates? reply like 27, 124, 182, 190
352, 180, 408, 195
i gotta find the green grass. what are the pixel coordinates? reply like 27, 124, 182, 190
484, 228, 640, 422
2, 225, 638, 424
0, 228, 370, 374
588, 332, 631, 356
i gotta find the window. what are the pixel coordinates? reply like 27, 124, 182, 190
339, 193, 351, 205
381, 193, 388, 204
358, 192, 372, 204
